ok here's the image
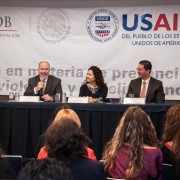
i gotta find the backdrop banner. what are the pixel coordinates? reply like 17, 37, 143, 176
0, 6, 179, 100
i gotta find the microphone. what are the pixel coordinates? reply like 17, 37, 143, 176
39, 76, 46, 96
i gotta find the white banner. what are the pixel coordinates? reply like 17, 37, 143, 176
0, 6, 179, 100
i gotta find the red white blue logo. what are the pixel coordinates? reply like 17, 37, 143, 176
87, 9, 119, 43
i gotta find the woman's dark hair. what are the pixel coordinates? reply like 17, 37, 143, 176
87, 66, 106, 88
18, 158, 72, 180
161, 104, 180, 157
45, 118, 90, 165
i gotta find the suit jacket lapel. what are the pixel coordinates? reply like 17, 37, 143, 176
137, 78, 142, 96
146, 77, 154, 98
35, 76, 41, 86
44, 75, 52, 94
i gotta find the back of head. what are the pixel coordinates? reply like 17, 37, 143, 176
103, 106, 159, 178
54, 108, 81, 127
18, 158, 72, 180
51, 105, 73, 120
115, 106, 159, 147
162, 104, 180, 157
45, 118, 90, 165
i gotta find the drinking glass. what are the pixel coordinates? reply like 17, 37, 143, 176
129, 93, 134, 98
55, 93, 61, 102
119, 92, 124, 104
9, 92, 14, 101
15, 92, 20, 102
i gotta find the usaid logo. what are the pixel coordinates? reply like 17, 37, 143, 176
87, 9, 119, 43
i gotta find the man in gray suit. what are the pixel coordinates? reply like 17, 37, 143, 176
24, 61, 62, 101
126, 60, 165, 103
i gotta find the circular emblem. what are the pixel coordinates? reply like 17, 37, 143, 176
37, 8, 71, 44
87, 9, 119, 43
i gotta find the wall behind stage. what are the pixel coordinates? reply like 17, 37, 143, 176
0, 5, 180, 100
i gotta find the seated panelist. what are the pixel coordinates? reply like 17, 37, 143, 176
24, 61, 62, 101
79, 66, 108, 103
126, 60, 165, 103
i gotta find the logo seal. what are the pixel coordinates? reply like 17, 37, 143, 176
87, 9, 119, 43
37, 8, 71, 44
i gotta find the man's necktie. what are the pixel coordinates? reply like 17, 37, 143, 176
140, 81, 146, 98
43, 80, 46, 95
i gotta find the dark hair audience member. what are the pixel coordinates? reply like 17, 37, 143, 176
45, 118, 106, 180
103, 106, 163, 179
161, 104, 180, 180
79, 66, 108, 102
35, 104, 80, 157
36, 105, 96, 160
18, 158, 72, 180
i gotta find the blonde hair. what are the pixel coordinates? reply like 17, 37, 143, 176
54, 109, 81, 127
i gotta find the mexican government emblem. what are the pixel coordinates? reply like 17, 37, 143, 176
37, 8, 71, 43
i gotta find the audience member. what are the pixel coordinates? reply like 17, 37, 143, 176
24, 61, 62, 101
103, 106, 163, 179
45, 118, 106, 180
36, 105, 96, 160
161, 104, 180, 180
79, 66, 108, 102
126, 60, 165, 103
35, 104, 72, 155
17, 158, 72, 180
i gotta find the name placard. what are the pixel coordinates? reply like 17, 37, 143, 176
68, 97, 88, 103
19, 96, 40, 102
124, 98, 145, 104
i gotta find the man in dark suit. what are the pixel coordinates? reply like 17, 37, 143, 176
24, 61, 62, 101
126, 60, 165, 103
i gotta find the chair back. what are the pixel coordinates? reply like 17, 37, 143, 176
107, 164, 175, 180
1, 155, 23, 174
162, 163, 175, 180
107, 178, 124, 180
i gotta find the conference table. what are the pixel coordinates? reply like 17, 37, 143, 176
0, 100, 174, 160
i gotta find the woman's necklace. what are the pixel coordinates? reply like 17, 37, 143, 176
87, 83, 98, 94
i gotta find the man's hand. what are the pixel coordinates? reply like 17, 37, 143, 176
35, 81, 45, 92
88, 97, 97, 103
41, 94, 53, 101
